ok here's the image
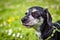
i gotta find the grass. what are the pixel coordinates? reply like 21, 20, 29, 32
0, 0, 60, 40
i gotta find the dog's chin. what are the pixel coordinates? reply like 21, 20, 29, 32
22, 24, 34, 28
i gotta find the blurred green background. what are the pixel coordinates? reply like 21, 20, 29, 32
0, 0, 60, 40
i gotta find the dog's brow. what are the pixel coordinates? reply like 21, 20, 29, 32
32, 9, 38, 12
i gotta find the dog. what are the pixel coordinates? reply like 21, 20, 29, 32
21, 6, 60, 40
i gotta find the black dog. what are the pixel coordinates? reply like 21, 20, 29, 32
21, 6, 60, 40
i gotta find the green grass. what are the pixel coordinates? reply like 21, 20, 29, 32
0, 0, 60, 40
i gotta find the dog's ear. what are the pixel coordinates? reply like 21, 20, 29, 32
44, 8, 52, 26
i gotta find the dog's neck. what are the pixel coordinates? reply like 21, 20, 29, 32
35, 20, 53, 39
41, 22, 53, 39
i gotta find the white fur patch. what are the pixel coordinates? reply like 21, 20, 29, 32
36, 31, 43, 40
35, 17, 44, 40
32, 8, 38, 12
27, 8, 37, 13
38, 17, 44, 25
25, 15, 39, 25
36, 31, 41, 38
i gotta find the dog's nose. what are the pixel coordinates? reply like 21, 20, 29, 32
21, 17, 28, 23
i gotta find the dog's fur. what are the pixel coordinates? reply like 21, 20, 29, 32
21, 6, 60, 40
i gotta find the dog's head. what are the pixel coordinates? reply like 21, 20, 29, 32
21, 6, 52, 28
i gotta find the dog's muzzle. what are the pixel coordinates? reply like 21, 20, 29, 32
22, 17, 28, 23
21, 16, 32, 27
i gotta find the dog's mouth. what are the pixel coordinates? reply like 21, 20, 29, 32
22, 23, 34, 28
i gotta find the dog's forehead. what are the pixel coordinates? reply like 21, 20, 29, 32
27, 8, 38, 13
32, 8, 38, 12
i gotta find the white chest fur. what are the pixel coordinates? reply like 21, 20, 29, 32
36, 31, 43, 40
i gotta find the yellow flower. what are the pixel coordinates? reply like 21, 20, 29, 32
15, 16, 19, 20
7, 16, 19, 23
7, 17, 15, 23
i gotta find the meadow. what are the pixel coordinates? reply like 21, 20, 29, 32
0, 0, 60, 40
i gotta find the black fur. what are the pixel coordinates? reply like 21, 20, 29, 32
21, 6, 60, 40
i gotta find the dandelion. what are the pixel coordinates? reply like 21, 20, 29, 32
16, 33, 20, 37
7, 17, 15, 23
7, 18, 12, 23
15, 16, 19, 20
8, 29, 12, 35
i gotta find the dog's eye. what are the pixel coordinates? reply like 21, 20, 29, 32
25, 13, 27, 15
31, 11, 40, 18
